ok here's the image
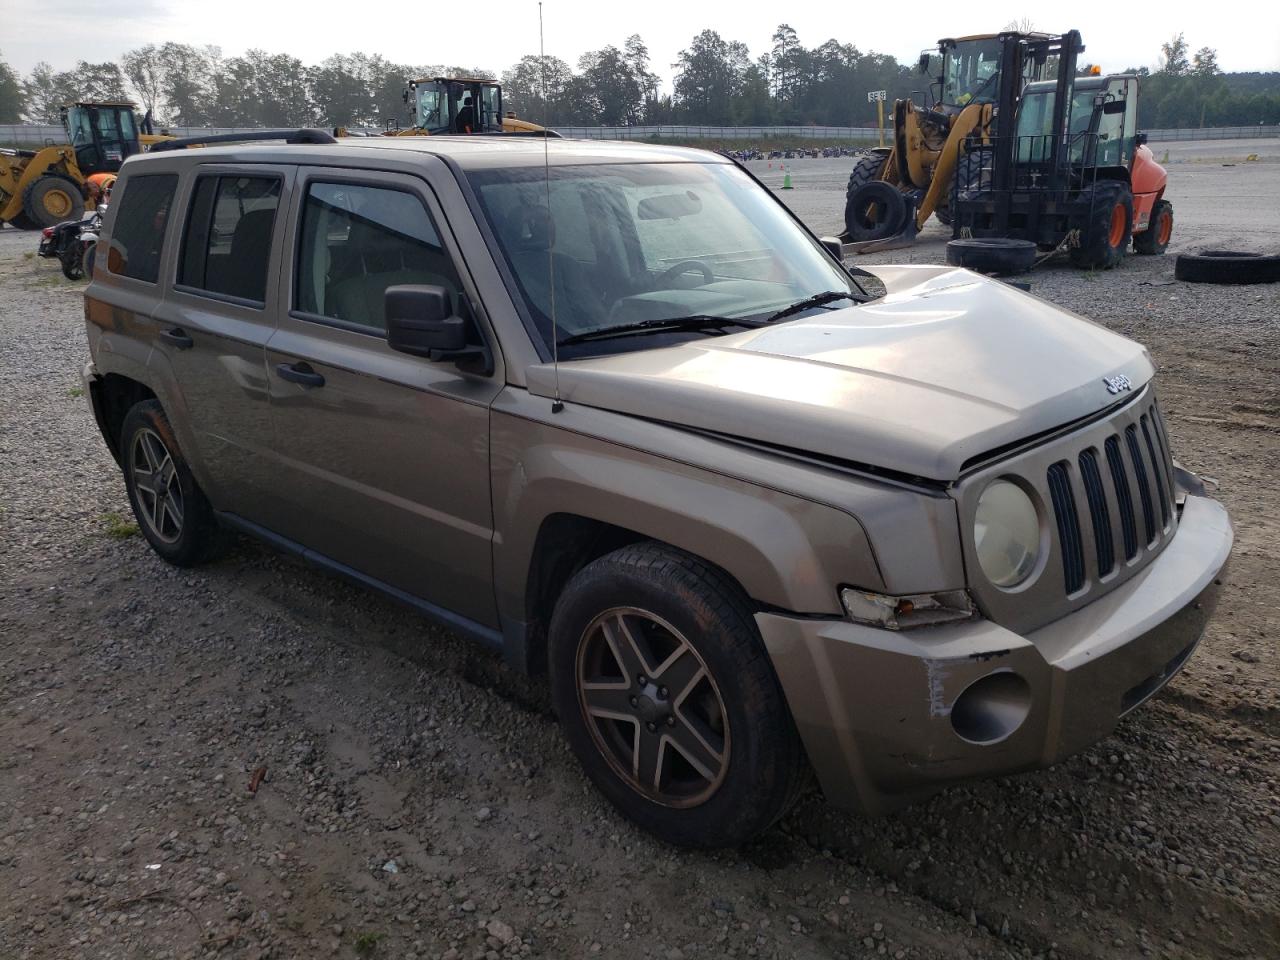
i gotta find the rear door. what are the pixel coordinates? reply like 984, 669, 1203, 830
150, 164, 295, 519
262, 166, 503, 627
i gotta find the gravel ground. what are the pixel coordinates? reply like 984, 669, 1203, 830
2, 142, 1278, 960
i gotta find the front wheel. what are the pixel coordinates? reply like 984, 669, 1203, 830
59, 246, 84, 280
1133, 198, 1173, 255
1070, 181, 1133, 270
548, 543, 807, 847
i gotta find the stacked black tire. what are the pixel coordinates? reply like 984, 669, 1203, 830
843, 149, 904, 242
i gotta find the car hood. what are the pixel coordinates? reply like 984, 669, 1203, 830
526, 265, 1154, 482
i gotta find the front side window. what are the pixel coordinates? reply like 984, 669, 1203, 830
106, 173, 178, 283
943, 38, 1004, 106
415, 85, 446, 130
178, 175, 281, 304
295, 181, 461, 332
467, 161, 860, 354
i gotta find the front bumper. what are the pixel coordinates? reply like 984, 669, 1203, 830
757, 493, 1233, 815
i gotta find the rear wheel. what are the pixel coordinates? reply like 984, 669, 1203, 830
548, 543, 806, 847
1069, 181, 1133, 270
120, 400, 226, 567
80, 238, 99, 279
23, 175, 85, 230
1133, 198, 1173, 255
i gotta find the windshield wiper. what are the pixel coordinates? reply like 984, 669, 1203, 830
556, 315, 762, 347
763, 291, 859, 324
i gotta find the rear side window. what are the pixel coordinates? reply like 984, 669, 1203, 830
295, 182, 461, 332
178, 175, 281, 304
106, 174, 177, 283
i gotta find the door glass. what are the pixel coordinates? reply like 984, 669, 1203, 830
416, 84, 446, 130
479, 85, 501, 131
295, 182, 462, 332
179, 176, 281, 304
106, 174, 178, 283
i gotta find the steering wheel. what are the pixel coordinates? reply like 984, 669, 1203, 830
657, 260, 714, 287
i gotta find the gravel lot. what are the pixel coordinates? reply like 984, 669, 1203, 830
2, 140, 1278, 960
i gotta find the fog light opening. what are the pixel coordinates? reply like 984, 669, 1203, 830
950, 671, 1031, 745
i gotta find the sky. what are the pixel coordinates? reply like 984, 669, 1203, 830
3, 0, 1278, 88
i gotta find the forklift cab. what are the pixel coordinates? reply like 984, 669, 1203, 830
61, 102, 144, 174
1015, 74, 1138, 169
406, 78, 503, 134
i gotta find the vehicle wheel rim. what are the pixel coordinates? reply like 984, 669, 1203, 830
1108, 204, 1126, 248
575, 607, 730, 808
129, 427, 184, 544
1157, 210, 1172, 246
44, 188, 73, 219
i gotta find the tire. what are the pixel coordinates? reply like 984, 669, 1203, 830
80, 238, 98, 279
59, 247, 84, 281
934, 205, 952, 227
1133, 198, 1172, 255
548, 542, 807, 848
22, 175, 86, 230
1069, 181, 1133, 270
7, 212, 40, 230
119, 400, 227, 567
843, 149, 893, 238
845, 181, 907, 242
1174, 250, 1280, 285
946, 237, 1037, 276
953, 147, 991, 201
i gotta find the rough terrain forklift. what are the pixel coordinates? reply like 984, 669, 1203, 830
0, 102, 163, 230
842, 30, 1170, 270
397, 77, 547, 135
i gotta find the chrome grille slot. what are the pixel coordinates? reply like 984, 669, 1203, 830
1125, 424, 1157, 545
1078, 448, 1114, 576
1105, 434, 1138, 560
1046, 461, 1086, 594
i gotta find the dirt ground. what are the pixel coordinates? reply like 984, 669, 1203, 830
1, 140, 1278, 960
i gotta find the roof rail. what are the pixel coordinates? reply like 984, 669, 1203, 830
149, 128, 337, 153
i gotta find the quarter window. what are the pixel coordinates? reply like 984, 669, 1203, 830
178, 175, 281, 304
106, 174, 177, 284
295, 182, 461, 332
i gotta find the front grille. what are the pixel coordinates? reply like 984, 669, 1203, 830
1046, 398, 1177, 598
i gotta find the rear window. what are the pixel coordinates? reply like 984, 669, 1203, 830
178, 175, 281, 305
106, 174, 178, 283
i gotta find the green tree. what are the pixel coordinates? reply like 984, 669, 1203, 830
1191, 47, 1220, 76
674, 30, 750, 124
0, 50, 25, 122
122, 46, 166, 120
1159, 34, 1190, 76
501, 54, 573, 123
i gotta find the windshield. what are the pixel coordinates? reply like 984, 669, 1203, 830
415, 85, 446, 130
942, 38, 1003, 106
467, 162, 861, 355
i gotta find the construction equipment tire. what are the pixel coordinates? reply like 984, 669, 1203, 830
1174, 250, 1280, 285
946, 237, 1037, 276
1133, 198, 1173, 255
1069, 181, 1132, 270
23, 175, 85, 229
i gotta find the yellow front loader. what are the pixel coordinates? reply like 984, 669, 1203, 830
1, 102, 167, 229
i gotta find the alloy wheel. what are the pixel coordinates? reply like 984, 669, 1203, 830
130, 427, 184, 544
575, 607, 730, 808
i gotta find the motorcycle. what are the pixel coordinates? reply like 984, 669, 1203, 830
36, 205, 104, 281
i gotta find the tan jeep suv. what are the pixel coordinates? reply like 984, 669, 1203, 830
81, 130, 1232, 847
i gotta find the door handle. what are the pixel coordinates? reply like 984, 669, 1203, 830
274, 361, 325, 388
160, 327, 194, 350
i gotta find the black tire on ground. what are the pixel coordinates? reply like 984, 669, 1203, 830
843, 149, 892, 237
1174, 250, 1280, 285
1069, 180, 1133, 270
548, 542, 808, 848
845, 181, 907, 242
946, 237, 1037, 276
81, 238, 99, 279
22, 175, 86, 230
120, 400, 227, 567
8, 212, 40, 230
1133, 198, 1173, 255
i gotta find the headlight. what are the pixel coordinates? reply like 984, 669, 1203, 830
973, 479, 1041, 587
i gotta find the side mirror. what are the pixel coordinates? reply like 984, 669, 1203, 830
820, 236, 845, 261
385, 285, 494, 375
1102, 100, 1126, 115
918, 52, 931, 74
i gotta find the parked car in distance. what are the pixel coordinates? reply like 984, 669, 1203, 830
82, 132, 1232, 847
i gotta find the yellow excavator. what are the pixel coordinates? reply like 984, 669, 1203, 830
1, 101, 170, 229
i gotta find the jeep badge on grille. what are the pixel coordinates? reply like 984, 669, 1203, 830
1103, 374, 1133, 395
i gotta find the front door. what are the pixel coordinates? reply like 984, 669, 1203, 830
263, 168, 502, 627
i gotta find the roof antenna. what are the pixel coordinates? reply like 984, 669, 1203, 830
540, 1, 564, 414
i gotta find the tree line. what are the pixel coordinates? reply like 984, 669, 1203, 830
1, 28, 1277, 131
